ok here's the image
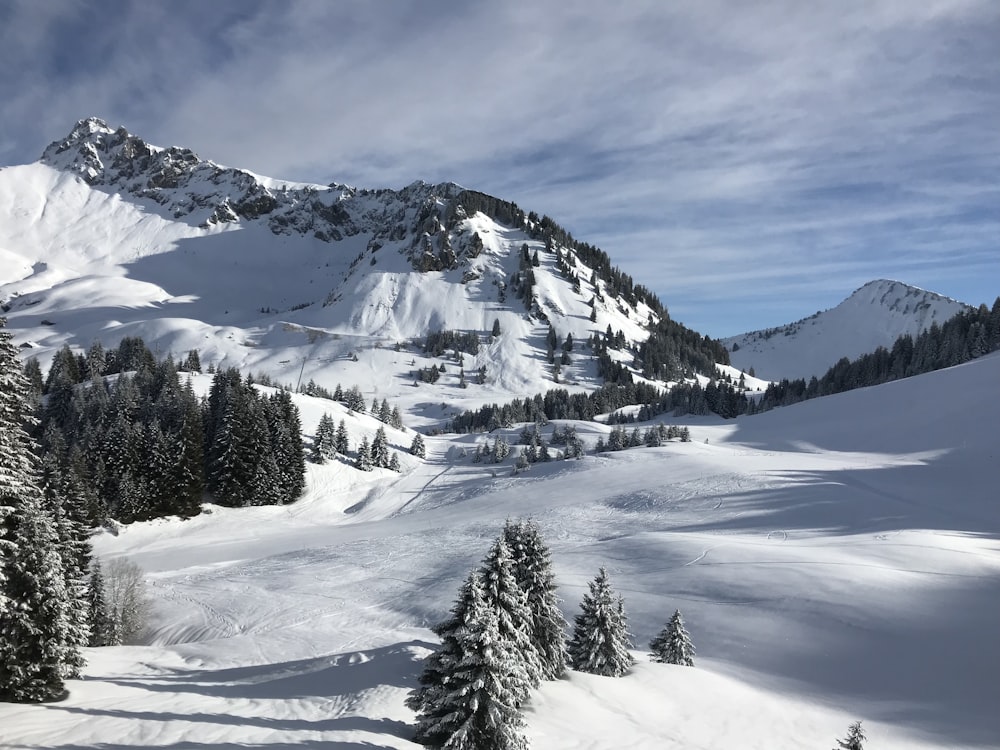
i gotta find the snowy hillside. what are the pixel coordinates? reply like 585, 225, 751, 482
0, 118, 680, 430
3, 350, 998, 749
723, 279, 971, 381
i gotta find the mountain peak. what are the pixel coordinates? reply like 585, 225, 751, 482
69, 116, 116, 139
723, 279, 971, 380
846, 279, 965, 315
40, 117, 163, 185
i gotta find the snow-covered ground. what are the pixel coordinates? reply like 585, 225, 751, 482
3, 353, 998, 749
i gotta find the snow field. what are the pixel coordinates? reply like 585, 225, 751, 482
3, 355, 997, 748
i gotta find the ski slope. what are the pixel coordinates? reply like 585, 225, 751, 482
2, 353, 998, 749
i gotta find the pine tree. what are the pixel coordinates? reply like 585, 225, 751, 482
87, 560, 113, 647
388, 452, 401, 472
181, 349, 201, 373
833, 721, 866, 750
355, 436, 373, 471
491, 436, 510, 463
44, 488, 91, 678
503, 519, 567, 680
312, 412, 337, 462
268, 390, 306, 503
649, 609, 694, 666
371, 425, 390, 468
479, 536, 541, 700
344, 385, 365, 412
567, 567, 634, 677
0, 319, 84, 701
407, 570, 480, 745
0, 494, 77, 702
409, 570, 528, 750
335, 419, 350, 455
410, 433, 426, 459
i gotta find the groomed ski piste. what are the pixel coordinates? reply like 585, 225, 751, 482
3, 352, 998, 750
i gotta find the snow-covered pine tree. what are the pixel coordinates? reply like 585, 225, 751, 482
409, 433, 426, 458
833, 721, 866, 750
479, 536, 541, 700
0, 319, 84, 701
267, 390, 306, 503
407, 570, 480, 745
44, 488, 91, 678
0, 493, 78, 702
344, 386, 365, 412
649, 609, 695, 666
312, 412, 338, 462
491, 436, 510, 463
87, 559, 113, 647
388, 452, 401, 472
335, 419, 350, 455
355, 435, 373, 471
567, 567, 635, 677
410, 570, 528, 750
371, 425, 390, 468
503, 519, 567, 680
607, 425, 627, 451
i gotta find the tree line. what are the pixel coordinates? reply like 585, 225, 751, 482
751, 299, 1000, 412
446, 297, 1000, 431
27, 336, 305, 525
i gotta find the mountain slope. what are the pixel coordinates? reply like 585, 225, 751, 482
1, 118, 724, 428
723, 279, 971, 381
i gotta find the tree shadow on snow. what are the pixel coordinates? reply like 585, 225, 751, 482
42, 641, 432, 747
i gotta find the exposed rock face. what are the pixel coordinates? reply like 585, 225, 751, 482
40, 118, 490, 271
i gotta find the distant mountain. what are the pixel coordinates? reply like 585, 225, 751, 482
722, 280, 972, 381
0, 118, 726, 427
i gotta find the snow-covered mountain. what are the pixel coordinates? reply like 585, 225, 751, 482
722, 279, 971, 381
1, 117, 690, 426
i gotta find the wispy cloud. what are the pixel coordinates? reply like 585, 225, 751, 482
2, 0, 997, 335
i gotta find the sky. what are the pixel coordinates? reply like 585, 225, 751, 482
1, 0, 997, 337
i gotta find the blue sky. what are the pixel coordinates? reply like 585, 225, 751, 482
2, 0, 997, 337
